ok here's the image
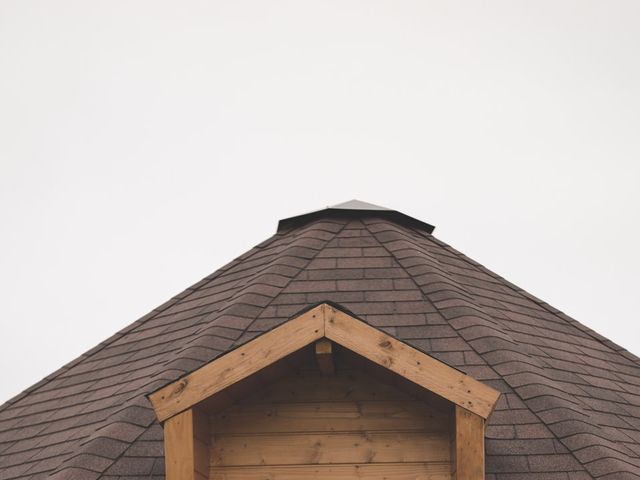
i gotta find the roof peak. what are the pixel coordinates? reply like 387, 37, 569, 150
277, 199, 435, 234
329, 199, 392, 211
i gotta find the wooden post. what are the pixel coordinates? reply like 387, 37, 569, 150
164, 408, 209, 480
454, 405, 485, 480
315, 338, 335, 374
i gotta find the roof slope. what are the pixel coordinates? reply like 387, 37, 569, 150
2, 206, 640, 480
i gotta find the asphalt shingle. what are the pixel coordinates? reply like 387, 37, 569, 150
1, 206, 639, 479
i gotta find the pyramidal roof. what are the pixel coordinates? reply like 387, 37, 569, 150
2, 201, 640, 479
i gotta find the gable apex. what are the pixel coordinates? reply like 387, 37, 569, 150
149, 303, 500, 422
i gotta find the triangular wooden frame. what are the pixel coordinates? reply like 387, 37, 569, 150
149, 303, 499, 422
150, 303, 499, 480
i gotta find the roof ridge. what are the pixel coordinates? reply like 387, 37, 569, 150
4, 213, 640, 480
407, 230, 640, 477
360, 221, 493, 366
9, 223, 343, 479
236, 220, 350, 337
0, 235, 281, 417
422, 231, 640, 369
363, 219, 597, 476
145, 218, 350, 401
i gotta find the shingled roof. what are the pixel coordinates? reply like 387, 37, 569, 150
2, 201, 640, 480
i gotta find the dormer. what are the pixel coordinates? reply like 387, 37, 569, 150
149, 303, 500, 480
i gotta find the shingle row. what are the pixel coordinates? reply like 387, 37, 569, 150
2, 213, 640, 479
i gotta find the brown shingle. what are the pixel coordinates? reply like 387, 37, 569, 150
2, 208, 640, 479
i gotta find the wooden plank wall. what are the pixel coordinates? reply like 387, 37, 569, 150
207, 362, 453, 479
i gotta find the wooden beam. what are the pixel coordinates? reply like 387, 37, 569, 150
454, 405, 485, 480
324, 305, 499, 419
150, 304, 326, 422
315, 339, 335, 375
164, 408, 210, 480
151, 302, 500, 422
210, 463, 452, 479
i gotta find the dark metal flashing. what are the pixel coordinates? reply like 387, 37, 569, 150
278, 199, 435, 234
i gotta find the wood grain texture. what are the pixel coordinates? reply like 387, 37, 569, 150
152, 303, 499, 422
193, 408, 210, 480
151, 304, 325, 421
325, 306, 499, 419
454, 405, 485, 480
210, 462, 452, 479
157, 303, 496, 480
315, 338, 335, 375
164, 408, 211, 480
211, 431, 449, 466
210, 400, 448, 434
209, 360, 453, 479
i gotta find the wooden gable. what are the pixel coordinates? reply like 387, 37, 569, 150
149, 303, 500, 480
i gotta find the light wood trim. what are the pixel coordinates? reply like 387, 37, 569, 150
193, 408, 210, 480
449, 408, 457, 478
454, 405, 485, 480
150, 304, 326, 421
315, 338, 335, 375
211, 431, 450, 466
209, 400, 449, 434
164, 410, 194, 480
209, 360, 454, 477
159, 304, 496, 480
324, 306, 499, 419
164, 409, 210, 480
210, 462, 452, 479
151, 303, 499, 422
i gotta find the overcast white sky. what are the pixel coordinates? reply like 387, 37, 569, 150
1, 0, 639, 403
